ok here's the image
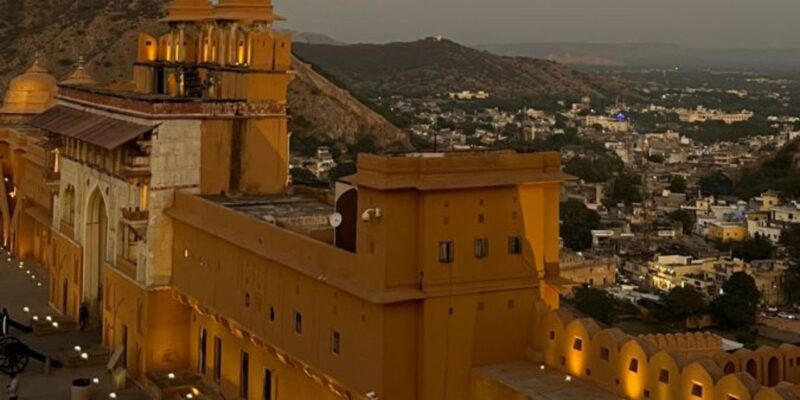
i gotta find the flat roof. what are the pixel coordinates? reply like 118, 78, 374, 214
474, 362, 617, 400
203, 194, 336, 237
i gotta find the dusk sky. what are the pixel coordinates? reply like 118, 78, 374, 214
276, 0, 800, 48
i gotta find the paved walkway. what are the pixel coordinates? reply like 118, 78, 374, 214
0, 248, 149, 399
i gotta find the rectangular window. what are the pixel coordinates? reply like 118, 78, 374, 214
572, 338, 583, 351
658, 369, 669, 384
198, 328, 207, 375
600, 347, 609, 361
549, 330, 556, 341
691, 383, 703, 397
474, 238, 489, 259
508, 236, 522, 254
263, 368, 273, 400
439, 241, 455, 263
628, 358, 639, 373
269, 306, 276, 322
213, 337, 222, 383
331, 330, 341, 355
240, 351, 249, 399
294, 312, 303, 334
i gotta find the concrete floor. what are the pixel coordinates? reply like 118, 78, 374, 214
0, 249, 150, 400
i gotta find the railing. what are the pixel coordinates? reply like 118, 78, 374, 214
43, 170, 60, 185
121, 207, 149, 222
121, 156, 151, 178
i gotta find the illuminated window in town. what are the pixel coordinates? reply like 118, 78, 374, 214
474, 238, 489, 259
508, 236, 522, 254
213, 336, 222, 383
439, 241, 455, 263
658, 369, 669, 384
331, 330, 341, 355
691, 383, 703, 397
294, 312, 303, 334
628, 358, 639, 373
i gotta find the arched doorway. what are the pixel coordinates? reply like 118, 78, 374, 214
724, 362, 736, 375
767, 357, 780, 386
746, 359, 758, 380
84, 189, 108, 325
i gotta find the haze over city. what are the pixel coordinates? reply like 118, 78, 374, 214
280, 0, 800, 47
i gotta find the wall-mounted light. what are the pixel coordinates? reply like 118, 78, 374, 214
361, 208, 383, 223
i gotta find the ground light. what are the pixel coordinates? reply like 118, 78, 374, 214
22, 307, 29, 313
74, 345, 82, 352
109, 393, 117, 399
92, 378, 100, 384
168, 372, 176, 379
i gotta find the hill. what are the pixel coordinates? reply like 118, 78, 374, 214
735, 139, 800, 199
293, 38, 633, 105
0, 0, 405, 148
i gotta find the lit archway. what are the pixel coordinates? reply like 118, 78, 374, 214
83, 188, 108, 323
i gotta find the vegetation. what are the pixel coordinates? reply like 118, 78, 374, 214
680, 117, 779, 145
564, 153, 624, 183
573, 286, 617, 325
607, 173, 643, 205
780, 225, 800, 303
699, 171, 735, 197
711, 272, 761, 329
658, 286, 708, 326
668, 175, 687, 193
560, 200, 601, 251
735, 141, 800, 199
714, 236, 775, 262
667, 209, 696, 234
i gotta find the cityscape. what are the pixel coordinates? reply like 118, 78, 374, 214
2, 0, 800, 400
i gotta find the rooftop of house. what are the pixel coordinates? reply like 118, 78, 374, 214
474, 361, 617, 400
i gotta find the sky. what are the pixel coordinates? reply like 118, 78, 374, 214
276, 0, 800, 48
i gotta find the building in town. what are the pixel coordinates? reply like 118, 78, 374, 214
676, 107, 754, 124
5, 1, 800, 399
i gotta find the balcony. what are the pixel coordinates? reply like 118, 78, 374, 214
121, 207, 149, 234
44, 170, 60, 190
121, 156, 151, 179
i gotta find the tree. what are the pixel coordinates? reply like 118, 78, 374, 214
648, 154, 666, 164
699, 172, 734, 197
573, 286, 617, 324
667, 209, 696, 234
564, 154, 623, 184
560, 199, 601, 251
715, 236, 775, 262
608, 174, 643, 205
668, 175, 687, 193
328, 162, 357, 183
711, 272, 761, 328
659, 286, 707, 325
780, 225, 800, 303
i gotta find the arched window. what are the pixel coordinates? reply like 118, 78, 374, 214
63, 185, 76, 225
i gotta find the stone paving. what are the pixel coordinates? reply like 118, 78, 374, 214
0, 248, 150, 400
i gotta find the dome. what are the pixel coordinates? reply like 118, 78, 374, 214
1, 59, 57, 115
61, 57, 97, 86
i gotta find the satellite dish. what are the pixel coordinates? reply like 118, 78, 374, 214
329, 213, 343, 228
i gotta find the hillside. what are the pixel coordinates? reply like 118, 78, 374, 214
0, 0, 406, 148
735, 139, 800, 199
293, 38, 632, 103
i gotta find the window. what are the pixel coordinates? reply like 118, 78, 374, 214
439, 241, 455, 263
549, 331, 555, 341
294, 312, 303, 334
691, 383, 703, 397
269, 306, 276, 322
508, 236, 522, 254
658, 369, 669, 384
478, 214, 485, 223
600, 347, 609, 361
240, 351, 249, 398
245, 293, 250, 308
198, 328, 207, 375
474, 238, 489, 259
572, 338, 583, 351
213, 337, 222, 383
628, 358, 639, 373
331, 330, 341, 355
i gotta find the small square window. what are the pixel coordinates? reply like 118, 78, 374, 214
628, 358, 639, 373
331, 330, 341, 355
600, 347, 609, 361
294, 312, 303, 334
439, 241, 455, 263
691, 383, 703, 397
508, 236, 522, 254
585, 368, 591, 376
474, 238, 489, 259
644, 389, 650, 398
478, 214, 485, 223
573, 338, 583, 351
658, 369, 669, 384
549, 330, 556, 341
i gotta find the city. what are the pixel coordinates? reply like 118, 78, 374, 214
1, 0, 800, 399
